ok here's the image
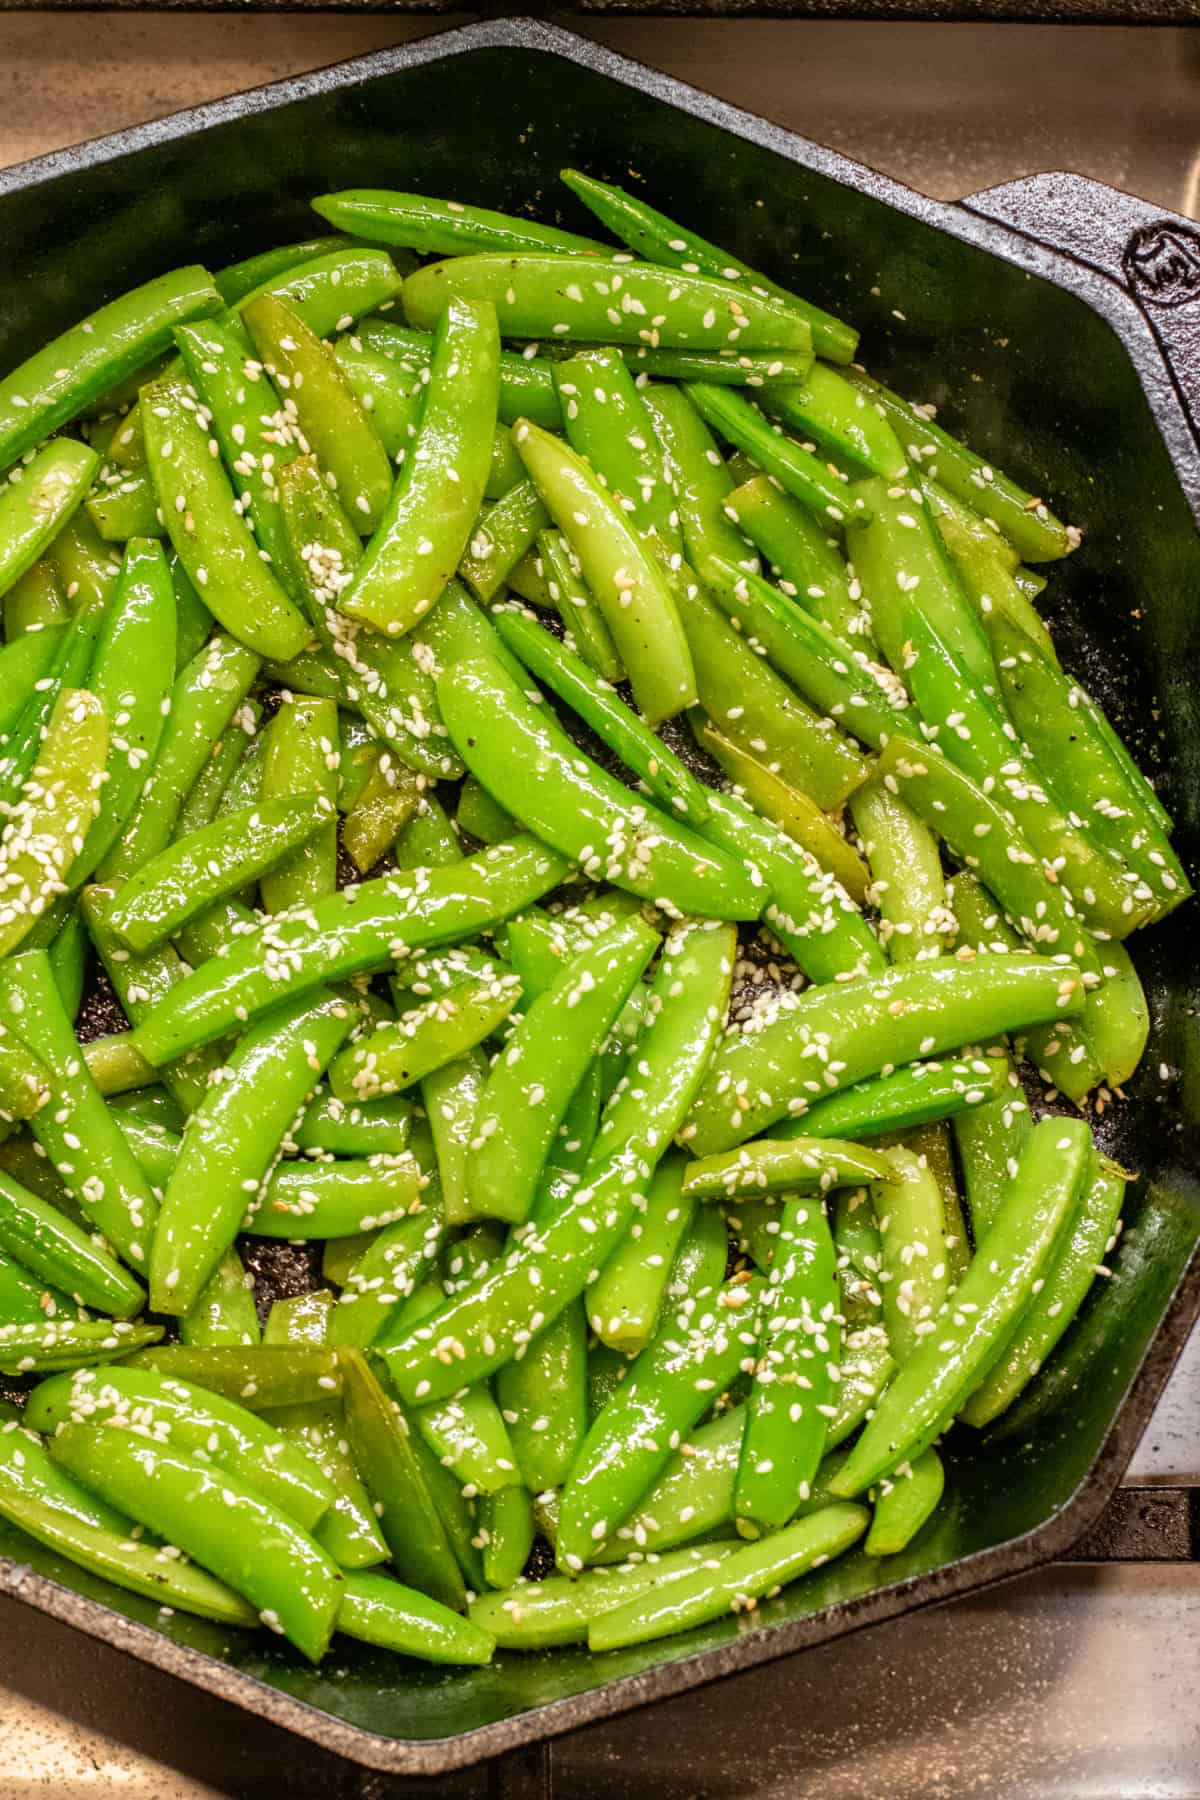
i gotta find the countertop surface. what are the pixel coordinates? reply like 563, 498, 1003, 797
0, 15, 1197, 1796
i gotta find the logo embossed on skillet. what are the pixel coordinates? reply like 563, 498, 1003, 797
1125, 222, 1200, 308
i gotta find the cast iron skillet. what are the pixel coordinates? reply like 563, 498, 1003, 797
0, 18, 1198, 1777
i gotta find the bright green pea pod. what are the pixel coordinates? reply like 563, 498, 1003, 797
736, 1198, 839, 1531
116, 1110, 180, 1187
384, 920, 737, 1407
394, 796, 463, 872
437, 654, 755, 919
874, 737, 1101, 979
0, 1421, 257, 1626
328, 1196, 444, 1348
0, 1250, 73, 1325
725, 474, 869, 646
537, 528, 623, 684
269, 1403, 389, 1574
684, 1138, 895, 1202
86, 468, 163, 543
495, 608, 708, 825
516, 419, 696, 727
864, 1446, 945, 1555
874, 1145, 951, 1366
687, 951, 1085, 1157
640, 382, 761, 587
338, 297, 499, 636
102, 630, 262, 880
620, 344, 813, 386
329, 972, 521, 1105
414, 1376, 520, 1498
421, 1052, 486, 1229
459, 481, 550, 604
495, 1299, 589, 1492
587, 1155, 697, 1355
46, 509, 122, 615
168, 553, 214, 669
105, 796, 331, 953
337, 1569, 493, 1662
6, 559, 66, 640
842, 368, 1073, 562
953, 1076, 1032, 1248
150, 988, 356, 1313
0, 951, 158, 1268
761, 364, 907, 478
356, 317, 564, 432
480, 1484, 534, 1590
0, 588, 105, 828
341, 752, 420, 873
559, 168, 852, 364
243, 295, 393, 535
0, 1170, 144, 1317
0, 440, 99, 599
82, 1031, 157, 1099
338, 1346, 465, 1612
173, 314, 298, 587
47, 907, 88, 1021
937, 510, 1058, 664
0, 267, 222, 469
404, 254, 813, 355
313, 188, 605, 257
989, 617, 1189, 917
247, 1155, 422, 1239
467, 918, 659, 1226
961, 1152, 1128, 1427
1085, 940, 1149, 1090
697, 788, 885, 987
142, 375, 311, 661
74, 539, 177, 884
691, 715, 870, 903
554, 348, 681, 550
257, 695, 339, 911
27, 1363, 335, 1531
832, 1115, 1091, 1496
0, 689, 106, 957
291, 1090, 411, 1160
671, 570, 867, 811
590, 1404, 746, 1564
590, 1501, 868, 1651
131, 837, 569, 1068
849, 775, 951, 962
125, 1344, 340, 1409
455, 774, 515, 846
179, 1248, 260, 1348
687, 384, 866, 527
216, 236, 396, 307
0, 628, 64, 739
233, 248, 404, 338
557, 1277, 763, 1571
0, 1317, 161, 1374
50, 1421, 340, 1660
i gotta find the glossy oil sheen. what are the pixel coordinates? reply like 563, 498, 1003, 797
0, 19, 1197, 1775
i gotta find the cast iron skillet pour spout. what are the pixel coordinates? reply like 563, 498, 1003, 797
0, 15, 1198, 1779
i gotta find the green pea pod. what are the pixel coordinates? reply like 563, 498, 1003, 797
47, 907, 89, 1021
760, 364, 907, 479
557, 1277, 763, 1571
173, 313, 298, 587
874, 1145, 951, 1366
0, 1170, 144, 1318
404, 254, 813, 355
0, 951, 158, 1269
89, 469, 166, 544
313, 188, 605, 257
514, 418, 696, 724
586, 1155, 697, 1355
258, 695, 339, 912
864, 1446, 945, 1555
725, 474, 869, 646
590, 1501, 869, 1651
559, 168, 851, 364
242, 295, 393, 535
338, 1346, 465, 1613
0, 440, 99, 600
467, 918, 660, 1225
495, 1299, 589, 1493
688, 384, 867, 527
50, 1421, 341, 1661
832, 1115, 1092, 1496
687, 951, 1086, 1156
437, 654, 756, 919
495, 608, 709, 825
0, 630, 64, 738
267, 1400, 390, 1573
0, 267, 222, 468
247, 1156, 423, 1240
142, 375, 311, 661
736, 1198, 840, 1530
479, 1484, 534, 1591
26, 1364, 335, 1533
102, 631, 262, 880
5, 561, 68, 638
683, 1138, 895, 1201
150, 988, 356, 1314
328, 1197, 446, 1348
356, 317, 564, 432
554, 347, 682, 550
638, 382, 759, 587
0, 1318, 162, 1375
0, 689, 107, 958
960, 1152, 1128, 1427
382, 920, 737, 1407
589, 1404, 746, 1564
671, 570, 867, 811
850, 775, 951, 962
459, 481, 550, 604
125, 1344, 341, 1410
394, 796, 463, 872
421, 1052, 487, 1230
338, 1569, 494, 1663
414, 1377, 520, 1499
842, 368, 1073, 562
0, 1421, 257, 1626
536, 528, 624, 683
936, 510, 1058, 664
338, 297, 499, 636
131, 837, 570, 1067
179, 1248, 260, 1348
786, 1057, 1002, 1143
233, 248, 404, 338
215, 236, 389, 308
330, 970, 522, 1104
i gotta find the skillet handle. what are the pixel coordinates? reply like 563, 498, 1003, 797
963, 172, 1200, 435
